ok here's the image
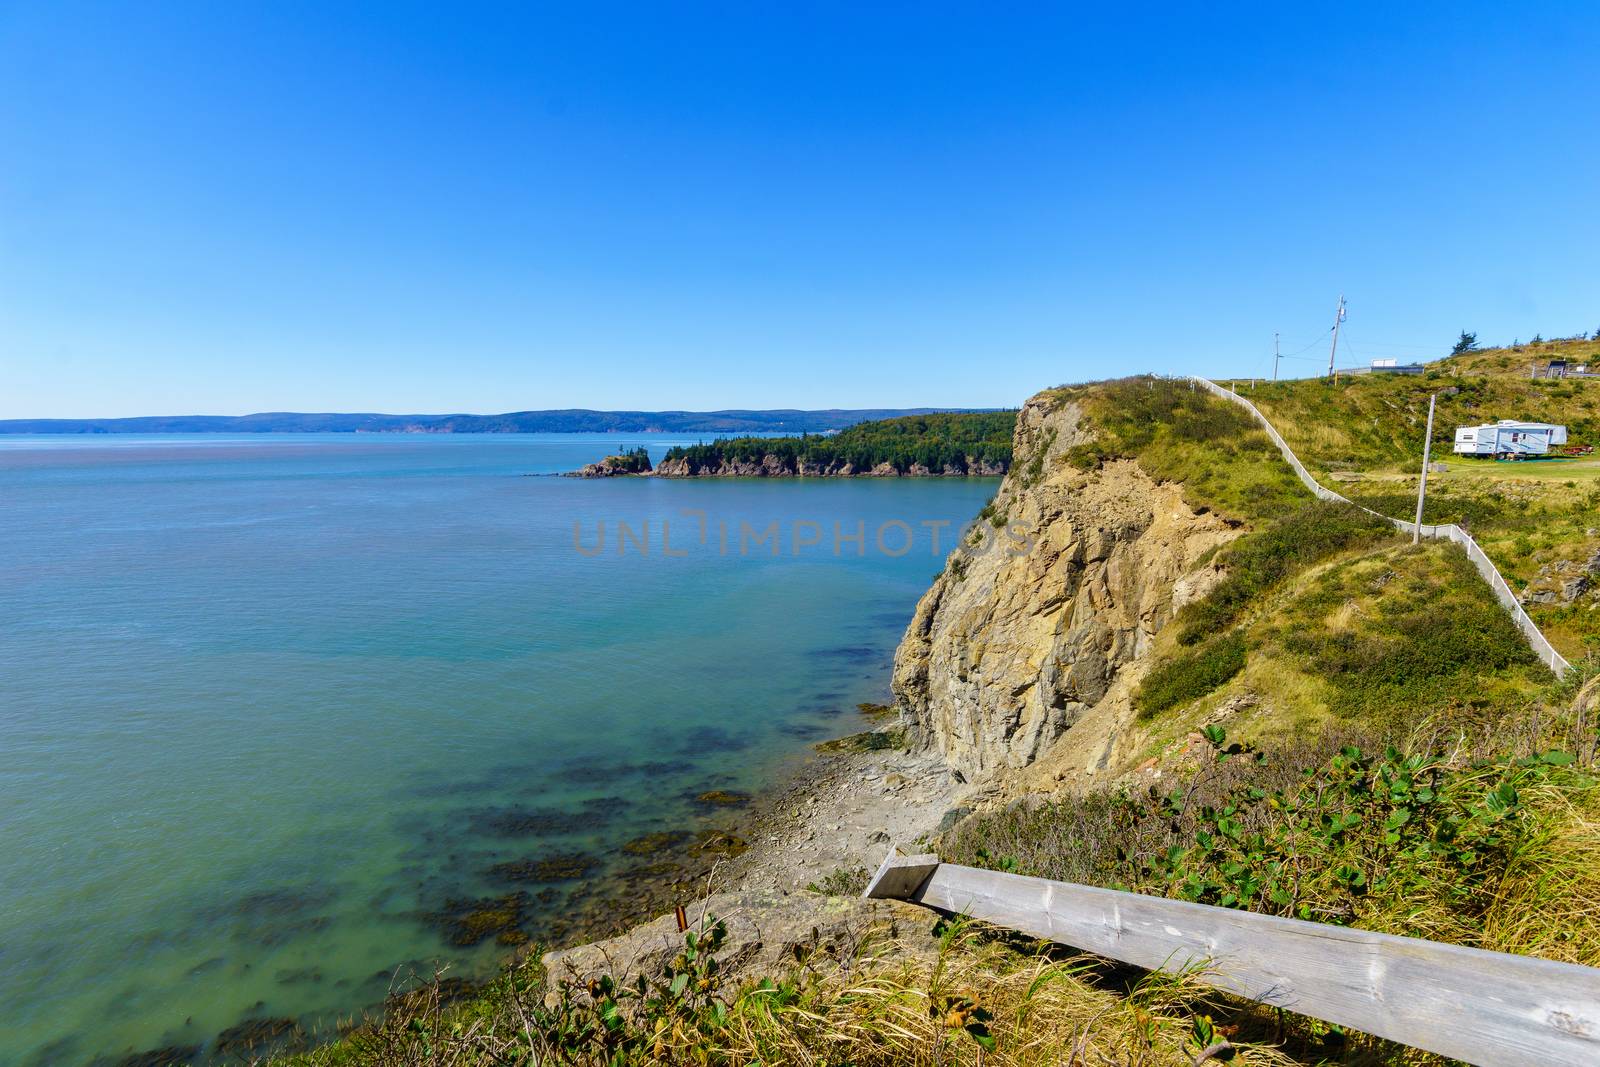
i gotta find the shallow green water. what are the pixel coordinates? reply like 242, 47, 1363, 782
0, 434, 996, 1065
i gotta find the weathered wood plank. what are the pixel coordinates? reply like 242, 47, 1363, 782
867, 854, 1600, 1067
863, 851, 939, 899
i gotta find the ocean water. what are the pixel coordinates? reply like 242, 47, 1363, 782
0, 434, 997, 1065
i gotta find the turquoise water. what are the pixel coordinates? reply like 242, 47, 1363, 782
0, 434, 996, 1065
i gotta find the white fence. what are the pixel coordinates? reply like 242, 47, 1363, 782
1192, 377, 1570, 676
866, 852, 1600, 1067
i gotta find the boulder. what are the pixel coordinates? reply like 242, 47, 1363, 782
541, 889, 907, 991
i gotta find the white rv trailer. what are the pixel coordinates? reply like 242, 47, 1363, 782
1453, 419, 1568, 458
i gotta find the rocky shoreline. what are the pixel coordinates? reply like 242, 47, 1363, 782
566, 457, 1005, 478
542, 717, 983, 985
652, 455, 1008, 478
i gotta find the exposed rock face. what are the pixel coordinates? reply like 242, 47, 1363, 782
891, 392, 1237, 780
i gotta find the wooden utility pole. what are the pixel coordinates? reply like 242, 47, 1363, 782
1413, 392, 1437, 545
1273, 332, 1281, 381
1326, 294, 1347, 378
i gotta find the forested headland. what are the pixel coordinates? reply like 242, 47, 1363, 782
655, 411, 1016, 476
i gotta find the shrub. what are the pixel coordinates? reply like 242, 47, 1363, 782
947, 732, 1600, 962
805, 865, 871, 896
1134, 631, 1247, 717
1175, 502, 1393, 645
1281, 549, 1539, 723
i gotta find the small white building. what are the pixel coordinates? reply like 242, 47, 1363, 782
1453, 420, 1568, 458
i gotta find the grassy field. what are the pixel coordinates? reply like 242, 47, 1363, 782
1438, 454, 1600, 483
1214, 338, 1600, 662
1221, 336, 1600, 477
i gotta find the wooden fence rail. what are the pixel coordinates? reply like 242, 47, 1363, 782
865, 852, 1600, 1067
1191, 376, 1571, 676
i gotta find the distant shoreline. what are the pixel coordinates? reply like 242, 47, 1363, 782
0, 407, 1001, 436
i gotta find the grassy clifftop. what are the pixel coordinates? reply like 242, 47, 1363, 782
1030, 377, 1562, 744
1219, 336, 1600, 659
1227, 338, 1600, 473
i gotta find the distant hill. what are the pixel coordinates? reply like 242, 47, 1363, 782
0, 408, 983, 435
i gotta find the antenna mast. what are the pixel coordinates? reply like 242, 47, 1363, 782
1326, 294, 1347, 378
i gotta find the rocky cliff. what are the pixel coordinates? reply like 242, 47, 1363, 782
891, 391, 1237, 780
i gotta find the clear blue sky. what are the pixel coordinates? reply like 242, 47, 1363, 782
2, 3, 1597, 418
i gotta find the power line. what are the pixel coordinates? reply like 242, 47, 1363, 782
1277, 330, 1333, 358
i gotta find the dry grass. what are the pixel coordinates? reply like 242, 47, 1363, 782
275, 921, 1337, 1067
273, 919, 1323, 1067
696, 924, 1304, 1067
1479, 779, 1600, 965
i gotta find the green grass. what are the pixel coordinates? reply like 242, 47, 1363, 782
1277, 546, 1542, 725
1144, 539, 1552, 742
1440, 455, 1600, 482
1217, 340, 1600, 662
272, 913, 1319, 1067
1171, 501, 1396, 646
1046, 376, 1310, 523
1234, 341, 1600, 477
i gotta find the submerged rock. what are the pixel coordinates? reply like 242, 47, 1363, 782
694, 789, 752, 807
617, 860, 683, 885
488, 852, 598, 883
429, 892, 530, 947
213, 1017, 300, 1058
468, 802, 613, 838
814, 729, 903, 754
621, 830, 691, 856
113, 1046, 201, 1067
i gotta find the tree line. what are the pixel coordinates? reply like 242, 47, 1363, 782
661, 411, 1016, 474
